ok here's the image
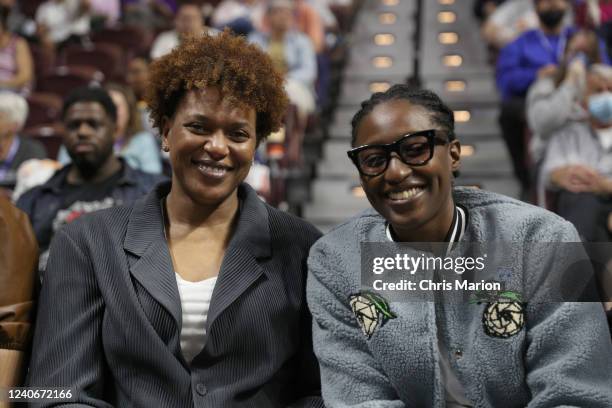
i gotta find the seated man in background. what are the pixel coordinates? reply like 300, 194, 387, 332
17, 86, 163, 276
0, 92, 46, 196
541, 63, 612, 243
249, 0, 317, 119
0, 197, 37, 405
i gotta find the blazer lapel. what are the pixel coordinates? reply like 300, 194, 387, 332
124, 182, 182, 328
206, 184, 271, 332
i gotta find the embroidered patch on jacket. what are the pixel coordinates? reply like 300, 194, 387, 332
482, 301, 525, 338
349, 292, 396, 339
470, 289, 525, 338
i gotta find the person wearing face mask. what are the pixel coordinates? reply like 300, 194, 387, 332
496, 0, 591, 198
541, 63, 612, 243
527, 29, 603, 205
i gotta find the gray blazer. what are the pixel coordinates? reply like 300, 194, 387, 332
27, 181, 324, 408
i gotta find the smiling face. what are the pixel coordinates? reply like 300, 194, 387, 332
354, 99, 460, 237
63, 101, 116, 174
162, 87, 257, 207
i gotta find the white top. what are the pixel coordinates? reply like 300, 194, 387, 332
150, 28, 219, 59
175, 274, 217, 363
386, 206, 472, 407
36, 0, 90, 43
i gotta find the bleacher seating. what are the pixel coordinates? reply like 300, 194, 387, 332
91, 26, 154, 57
22, 123, 65, 159
62, 43, 125, 82
36, 65, 104, 96
25, 92, 63, 128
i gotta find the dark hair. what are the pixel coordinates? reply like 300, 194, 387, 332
105, 82, 143, 138
146, 30, 288, 144
62, 86, 117, 122
350, 85, 456, 146
0, 5, 10, 31
554, 28, 603, 86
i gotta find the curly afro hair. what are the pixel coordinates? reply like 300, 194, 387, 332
146, 30, 289, 143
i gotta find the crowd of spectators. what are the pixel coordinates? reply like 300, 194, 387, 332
477, 0, 612, 248
0, 0, 353, 204
0, 0, 355, 392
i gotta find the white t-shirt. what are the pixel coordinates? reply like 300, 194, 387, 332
175, 273, 217, 363
36, 0, 90, 43
386, 206, 472, 407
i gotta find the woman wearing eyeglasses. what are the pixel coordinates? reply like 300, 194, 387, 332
307, 84, 612, 407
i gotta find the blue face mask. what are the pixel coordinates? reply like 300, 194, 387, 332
588, 92, 612, 124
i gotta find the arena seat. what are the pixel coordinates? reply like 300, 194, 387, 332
36, 65, 104, 96
29, 43, 57, 83
91, 26, 154, 57
25, 93, 63, 128
20, 0, 45, 19
22, 123, 65, 159
62, 43, 125, 82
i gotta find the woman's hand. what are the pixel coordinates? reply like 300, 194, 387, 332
550, 164, 601, 193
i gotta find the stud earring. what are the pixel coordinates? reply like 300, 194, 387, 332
162, 144, 169, 152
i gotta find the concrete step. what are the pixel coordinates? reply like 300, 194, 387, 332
329, 107, 359, 140
330, 104, 501, 142
459, 138, 513, 177
304, 178, 371, 225
419, 0, 495, 80
319, 139, 355, 178
343, 51, 415, 79
355, 0, 418, 19
422, 78, 500, 106
337, 76, 407, 108
454, 106, 499, 140
350, 17, 416, 45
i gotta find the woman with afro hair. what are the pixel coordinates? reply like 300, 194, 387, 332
26, 30, 324, 408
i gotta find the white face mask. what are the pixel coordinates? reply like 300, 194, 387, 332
596, 126, 612, 150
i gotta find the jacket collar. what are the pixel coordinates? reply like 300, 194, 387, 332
123, 181, 271, 258
123, 181, 271, 334
41, 158, 139, 194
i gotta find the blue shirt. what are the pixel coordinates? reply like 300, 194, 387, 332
496, 27, 577, 100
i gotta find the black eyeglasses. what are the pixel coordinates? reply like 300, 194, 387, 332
347, 129, 449, 177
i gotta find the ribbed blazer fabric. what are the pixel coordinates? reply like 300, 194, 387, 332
26, 181, 324, 408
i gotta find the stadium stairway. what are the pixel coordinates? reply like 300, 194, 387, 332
305, 0, 519, 232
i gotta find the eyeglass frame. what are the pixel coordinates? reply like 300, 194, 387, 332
347, 129, 451, 177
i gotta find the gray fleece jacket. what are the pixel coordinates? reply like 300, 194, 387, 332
307, 187, 612, 408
